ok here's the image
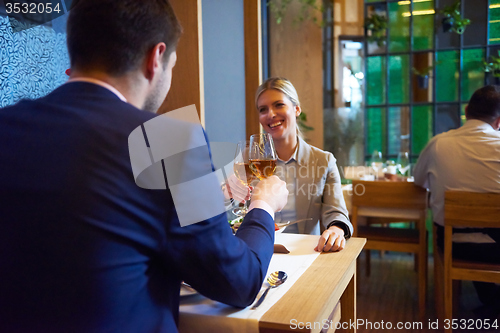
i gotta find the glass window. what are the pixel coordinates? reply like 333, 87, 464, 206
366, 4, 388, 55
413, 0, 435, 51
367, 56, 386, 105
436, 104, 460, 134
461, 48, 485, 102
411, 105, 433, 156
461, 103, 467, 125
412, 52, 433, 103
388, 1, 410, 53
366, 107, 386, 155
388, 107, 410, 156
489, 0, 500, 44
388, 55, 410, 104
436, 50, 459, 102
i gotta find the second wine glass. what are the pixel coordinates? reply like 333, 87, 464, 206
397, 151, 410, 176
249, 133, 277, 180
371, 150, 384, 180
232, 141, 255, 216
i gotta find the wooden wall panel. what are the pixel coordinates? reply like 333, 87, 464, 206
269, 0, 324, 149
244, 0, 263, 139
158, 0, 204, 126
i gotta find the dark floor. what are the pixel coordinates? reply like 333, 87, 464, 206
355, 251, 499, 333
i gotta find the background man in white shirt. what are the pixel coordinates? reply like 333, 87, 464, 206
414, 85, 500, 312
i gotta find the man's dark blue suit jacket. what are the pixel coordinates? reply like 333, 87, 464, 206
0, 82, 275, 332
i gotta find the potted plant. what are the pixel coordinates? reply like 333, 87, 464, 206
440, 0, 471, 34
364, 13, 387, 47
483, 51, 500, 84
412, 66, 434, 89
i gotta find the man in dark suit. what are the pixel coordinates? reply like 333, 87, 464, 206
0, 1, 288, 332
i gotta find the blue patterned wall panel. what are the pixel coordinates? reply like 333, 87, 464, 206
0, 15, 69, 108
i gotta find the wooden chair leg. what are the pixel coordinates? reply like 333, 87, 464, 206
434, 250, 444, 322
418, 240, 427, 320
444, 275, 453, 333
432, 225, 444, 322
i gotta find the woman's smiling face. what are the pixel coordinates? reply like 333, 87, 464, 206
257, 89, 300, 142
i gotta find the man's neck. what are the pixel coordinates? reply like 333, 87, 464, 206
69, 69, 147, 110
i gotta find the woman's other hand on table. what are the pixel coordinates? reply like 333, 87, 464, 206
314, 226, 346, 252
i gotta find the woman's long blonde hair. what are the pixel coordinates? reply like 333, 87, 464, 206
255, 77, 304, 138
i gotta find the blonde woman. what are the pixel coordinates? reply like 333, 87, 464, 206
226, 77, 352, 252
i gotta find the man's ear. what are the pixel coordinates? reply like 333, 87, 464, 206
145, 42, 167, 81
494, 116, 500, 130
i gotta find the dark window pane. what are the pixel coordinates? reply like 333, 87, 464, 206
388, 1, 410, 53
388, 107, 410, 156
413, 0, 435, 51
367, 56, 386, 105
389, 55, 410, 104
463, 0, 487, 46
411, 105, 433, 155
461, 48, 485, 101
489, 0, 500, 44
436, 50, 459, 102
435, 0, 459, 49
436, 104, 460, 134
412, 52, 433, 103
366, 107, 386, 155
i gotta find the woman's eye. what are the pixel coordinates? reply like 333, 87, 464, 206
276, 103, 285, 108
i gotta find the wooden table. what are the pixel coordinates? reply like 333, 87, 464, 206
259, 237, 365, 333
179, 236, 366, 333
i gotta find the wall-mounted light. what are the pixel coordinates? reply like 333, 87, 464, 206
490, 4, 500, 9
398, 0, 432, 5
402, 9, 435, 17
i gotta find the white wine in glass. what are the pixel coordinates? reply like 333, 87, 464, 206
249, 133, 277, 180
370, 150, 383, 179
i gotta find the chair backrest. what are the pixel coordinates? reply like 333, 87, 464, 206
444, 191, 500, 228
351, 180, 427, 210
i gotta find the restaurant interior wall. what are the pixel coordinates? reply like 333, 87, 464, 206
202, 0, 247, 144
364, 0, 496, 165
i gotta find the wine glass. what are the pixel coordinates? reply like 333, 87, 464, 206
397, 151, 410, 177
370, 150, 384, 180
232, 141, 256, 216
249, 133, 277, 180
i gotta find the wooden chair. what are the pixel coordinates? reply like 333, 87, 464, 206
439, 191, 500, 333
351, 180, 428, 320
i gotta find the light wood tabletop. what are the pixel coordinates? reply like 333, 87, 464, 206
259, 237, 366, 333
